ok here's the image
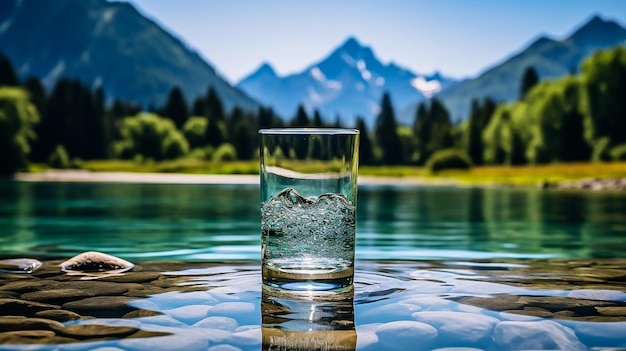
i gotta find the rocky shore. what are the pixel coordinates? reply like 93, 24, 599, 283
541, 177, 626, 191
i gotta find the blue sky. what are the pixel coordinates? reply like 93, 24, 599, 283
127, 0, 626, 84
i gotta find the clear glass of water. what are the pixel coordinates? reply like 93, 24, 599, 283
259, 128, 360, 291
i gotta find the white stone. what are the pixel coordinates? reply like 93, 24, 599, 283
163, 304, 213, 325
148, 291, 217, 308
359, 302, 422, 323
356, 323, 381, 349
193, 316, 239, 331
493, 320, 586, 350
228, 326, 261, 346
208, 302, 258, 325
570, 321, 626, 341
412, 311, 499, 346
376, 321, 438, 350
568, 289, 626, 302
207, 345, 241, 351
118, 327, 208, 351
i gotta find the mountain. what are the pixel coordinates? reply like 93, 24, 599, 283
237, 37, 458, 127
428, 15, 626, 122
0, 0, 258, 111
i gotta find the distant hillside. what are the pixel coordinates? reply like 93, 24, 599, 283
0, 0, 258, 111
426, 15, 626, 122
237, 37, 458, 127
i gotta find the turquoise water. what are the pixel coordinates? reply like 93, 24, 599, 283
1, 181, 626, 260
1, 181, 626, 350
0, 182, 626, 261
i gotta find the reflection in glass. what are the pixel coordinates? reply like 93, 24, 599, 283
261, 285, 356, 351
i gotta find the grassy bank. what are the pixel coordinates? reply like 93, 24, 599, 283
30, 160, 626, 187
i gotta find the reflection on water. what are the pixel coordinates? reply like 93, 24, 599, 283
1, 181, 626, 260
0, 259, 624, 350
262, 286, 356, 350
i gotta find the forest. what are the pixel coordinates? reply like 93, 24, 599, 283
0, 45, 625, 175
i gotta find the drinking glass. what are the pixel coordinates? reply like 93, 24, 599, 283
259, 128, 359, 291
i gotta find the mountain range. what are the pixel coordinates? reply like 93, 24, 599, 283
430, 15, 626, 123
0, 0, 625, 127
237, 37, 458, 126
0, 0, 258, 112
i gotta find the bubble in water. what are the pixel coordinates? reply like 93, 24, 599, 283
261, 188, 355, 265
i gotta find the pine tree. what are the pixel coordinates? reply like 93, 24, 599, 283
291, 105, 309, 127
356, 117, 374, 165
520, 66, 539, 99
163, 86, 189, 128
0, 52, 18, 86
375, 93, 403, 165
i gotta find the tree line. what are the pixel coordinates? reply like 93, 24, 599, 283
0, 45, 625, 175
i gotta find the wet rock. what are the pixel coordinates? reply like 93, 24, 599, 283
0, 258, 43, 274
21, 288, 97, 305
376, 321, 438, 350
0, 298, 59, 316
193, 316, 239, 331
55, 324, 139, 339
98, 271, 161, 284
0, 330, 76, 344
61, 251, 134, 273
0, 316, 64, 332
164, 304, 213, 325
62, 296, 137, 318
493, 320, 586, 350
454, 294, 524, 312
412, 311, 498, 346
34, 309, 82, 322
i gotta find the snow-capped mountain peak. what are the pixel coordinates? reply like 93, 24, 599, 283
236, 37, 458, 126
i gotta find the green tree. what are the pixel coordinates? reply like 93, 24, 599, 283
22, 77, 46, 113
33, 79, 106, 162
0, 87, 39, 175
163, 86, 189, 128
182, 116, 209, 149
0, 52, 18, 86
465, 98, 497, 165
412, 102, 430, 164
426, 98, 454, 158
520, 66, 539, 99
114, 112, 188, 160
375, 92, 403, 165
355, 117, 374, 165
291, 104, 310, 127
580, 46, 626, 148
311, 110, 324, 127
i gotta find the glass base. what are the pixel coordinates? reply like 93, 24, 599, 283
262, 265, 354, 291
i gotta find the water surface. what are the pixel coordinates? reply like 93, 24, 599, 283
1, 181, 625, 260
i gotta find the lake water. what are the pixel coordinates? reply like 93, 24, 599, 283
1, 181, 626, 260
1, 181, 625, 350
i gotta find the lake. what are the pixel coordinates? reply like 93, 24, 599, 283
1, 180, 625, 350
1, 181, 626, 260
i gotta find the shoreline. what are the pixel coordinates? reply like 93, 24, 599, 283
12, 170, 458, 186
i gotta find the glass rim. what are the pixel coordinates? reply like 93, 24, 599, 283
258, 128, 359, 135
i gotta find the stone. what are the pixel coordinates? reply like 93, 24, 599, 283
568, 289, 626, 302
164, 304, 213, 325
0, 258, 43, 274
454, 294, 524, 312
0, 330, 76, 344
0, 298, 59, 316
34, 309, 82, 322
61, 251, 134, 273
412, 311, 499, 346
493, 320, 586, 350
62, 296, 137, 318
55, 323, 139, 339
193, 316, 239, 331
376, 321, 438, 350
0, 316, 64, 332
